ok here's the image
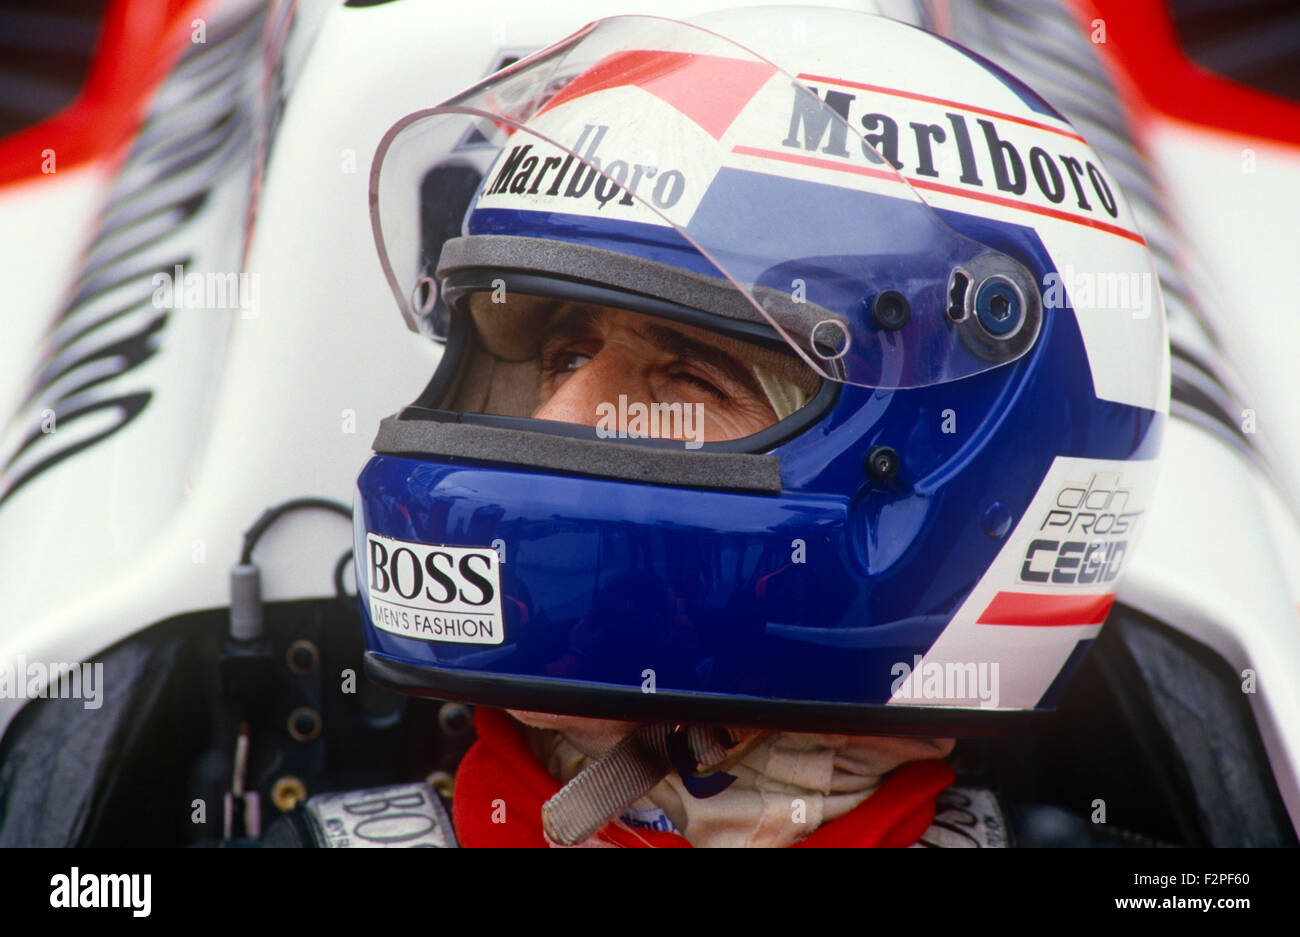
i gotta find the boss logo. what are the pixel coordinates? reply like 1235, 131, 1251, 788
365, 535, 505, 645
307, 784, 455, 848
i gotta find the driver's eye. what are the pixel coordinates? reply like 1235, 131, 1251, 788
559, 352, 592, 372
670, 371, 726, 399
541, 348, 594, 377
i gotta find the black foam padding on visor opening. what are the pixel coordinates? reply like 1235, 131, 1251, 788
371, 415, 784, 493
437, 234, 842, 343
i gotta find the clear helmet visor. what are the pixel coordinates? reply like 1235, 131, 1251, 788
370, 16, 1042, 390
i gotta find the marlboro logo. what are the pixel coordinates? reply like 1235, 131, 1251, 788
484, 124, 687, 211
756, 78, 1142, 243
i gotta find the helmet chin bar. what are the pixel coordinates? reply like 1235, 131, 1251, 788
364, 652, 1049, 738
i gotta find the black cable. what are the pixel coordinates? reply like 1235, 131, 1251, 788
334, 549, 356, 602
239, 497, 351, 564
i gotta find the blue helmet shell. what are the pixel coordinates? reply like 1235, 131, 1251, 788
357, 14, 1166, 734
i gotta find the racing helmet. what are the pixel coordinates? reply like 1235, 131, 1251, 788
355, 7, 1169, 734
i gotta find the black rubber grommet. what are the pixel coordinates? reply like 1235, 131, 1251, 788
871, 290, 911, 331
865, 445, 900, 480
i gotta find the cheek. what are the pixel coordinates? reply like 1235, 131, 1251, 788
700, 400, 777, 441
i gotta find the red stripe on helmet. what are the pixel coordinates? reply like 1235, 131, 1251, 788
730, 145, 1148, 245
540, 50, 776, 140
977, 591, 1117, 626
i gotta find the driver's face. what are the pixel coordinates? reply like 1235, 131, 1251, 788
531, 304, 783, 442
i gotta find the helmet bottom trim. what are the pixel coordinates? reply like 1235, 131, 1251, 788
364, 652, 1050, 738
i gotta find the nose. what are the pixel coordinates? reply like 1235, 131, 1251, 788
532, 346, 643, 427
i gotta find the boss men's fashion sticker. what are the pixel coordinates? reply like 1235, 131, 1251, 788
366, 534, 504, 645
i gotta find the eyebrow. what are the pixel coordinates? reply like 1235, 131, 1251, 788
538, 304, 766, 400
636, 320, 764, 398
539, 305, 601, 351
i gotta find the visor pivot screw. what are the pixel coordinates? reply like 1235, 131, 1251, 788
871, 290, 911, 331
865, 445, 900, 481
974, 278, 1023, 336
